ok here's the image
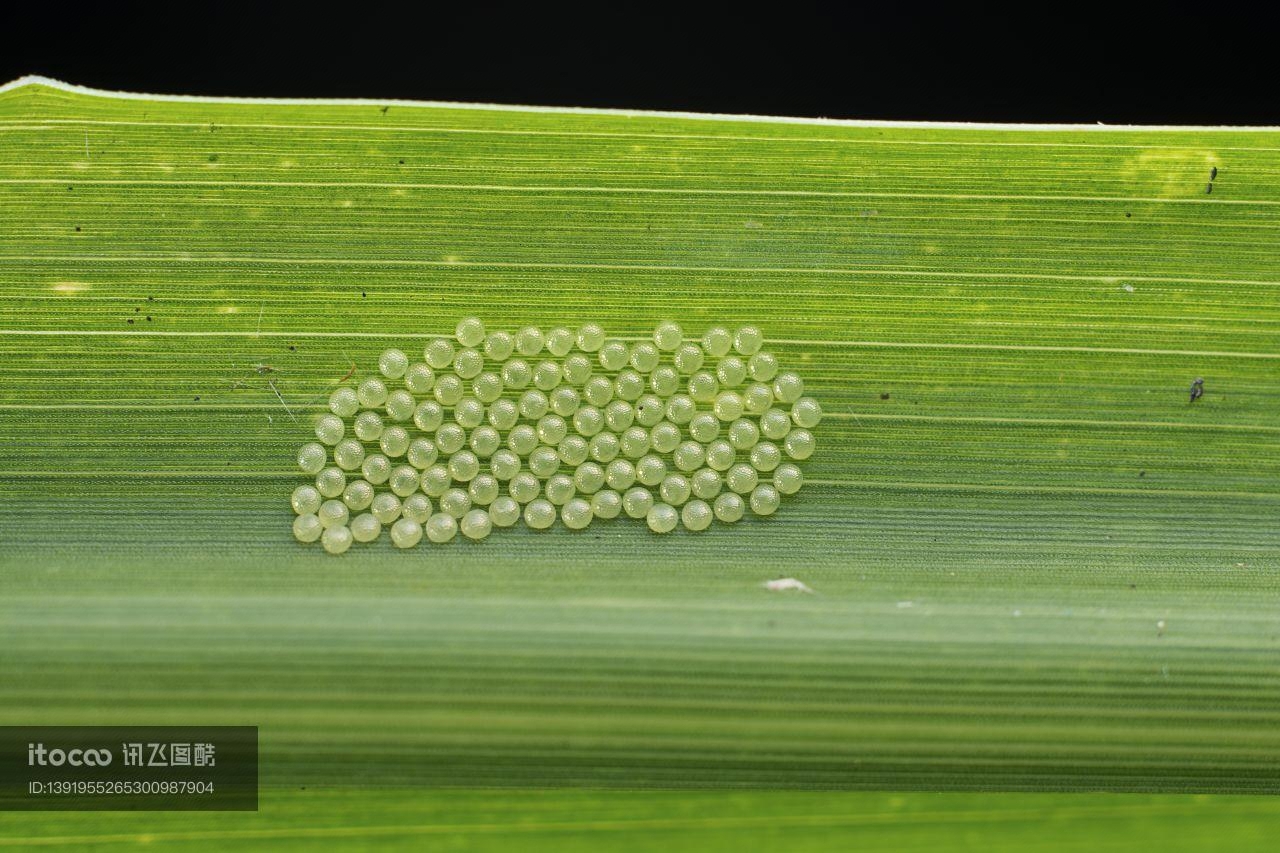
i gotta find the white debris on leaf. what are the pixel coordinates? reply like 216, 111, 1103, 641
763, 578, 813, 593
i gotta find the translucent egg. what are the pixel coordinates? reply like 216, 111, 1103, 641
350, 513, 382, 543
689, 413, 720, 443
468, 474, 499, 506
454, 398, 485, 429
606, 459, 637, 491
760, 409, 792, 441
524, 498, 557, 530
727, 418, 760, 450
507, 425, 538, 456
573, 461, 605, 494
380, 426, 410, 458
733, 326, 764, 356
773, 463, 803, 495
591, 489, 622, 519
487, 399, 519, 431
529, 447, 561, 478
726, 463, 759, 494
691, 468, 722, 500
389, 465, 420, 497
469, 426, 501, 458
749, 441, 782, 473
343, 480, 375, 512
716, 357, 747, 388
490, 449, 522, 480
589, 432, 621, 464
501, 358, 532, 389
573, 405, 604, 437
620, 427, 651, 459
318, 499, 350, 529
533, 360, 562, 391
484, 331, 515, 362
414, 466, 447, 500
509, 472, 541, 504
433, 375, 463, 406
370, 492, 403, 524
649, 366, 679, 396
665, 394, 697, 425
584, 376, 615, 407
791, 397, 822, 428
687, 371, 719, 403
401, 493, 433, 524
329, 387, 359, 417
472, 372, 504, 403
713, 492, 745, 523
385, 390, 416, 422
561, 498, 593, 530
544, 474, 575, 506
701, 327, 732, 358
630, 342, 660, 373
378, 348, 408, 380
783, 429, 816, 461
537, 414, 568, 445
291, 485, 322, 515
743, 383, 774, 414
460, 509, 493, 540
322, 525, 353, 555
714, 391, 744, 422
488, 496, 521, 527
604, 400, 635, 432
614, 370, 645, 402
316, 467, 347, 498
705, 440, 736, 472
598, 340, 629, 371
546, 327, 575, 357
358, 377, 389, 408
515, 326, 545, 356
673, 344, 705, 375
773, 372, 804, 404
550, 387, 580, 417
315, 414, 345, 446
563, 354, 593, 385
653, 320, 683, 352
435, 424, 467, 455
647, 503, 678, 534
403, 363, 436, 394
681, 499, 713, 532
407, 438, 438, 470
519, 390, 549, 420
748, 352, 778, 382
455, 316, 486, 348
353, 411, 382, 442
448, 450, 480, 482
660, 474, 691, 506
425, 512, 458, 543
362, 453, 392, 485
297, 512, 343, 551
577, 323, 606, 352
649, 421, 681, 454
636, 455, 667, 487
633, 394, 665, 427
440, 488, 472, 519
673, 441, 706, 473
623, 486, 655, 519
414, 400, 444, 432
557, 435, 589, 466
750, 484, 781, 516
424, 338, 456, 370
297, 442, 328, 475
391, 518, 423, 549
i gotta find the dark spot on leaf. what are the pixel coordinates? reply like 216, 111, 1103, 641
1138, 470, 1146, 478
194, 396, 201, 401
398, 159, 404, 165
67, 186, 73, 191
126, 318, 133, 324
288, 345, 296, 352
145, 316, 152, 322
134, 307, 140, 312
147, 296, 154, 301
361, 291, 367, 298
1128, 583, 1137, 590
1211, 166, 1218, 180
1124, 212, 1131, 218
380, 106, 389, 115
209, 154, 219, 162
880, 392, 890, 400
74, 226, 81, 232
1206, 183, 1213, 194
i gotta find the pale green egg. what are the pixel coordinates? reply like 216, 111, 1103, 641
606, 459, 637, 490
358, 377, 389, 408
749, 441, 782, 472
664, 394, 697, 425
455, 316, 486, 348
573, 405, 604, 437
654, 320, 683, 352
515, 326, 545, 357
733, 326, 764, 356
620, 426, 650, 459
604, 400, 635, 432
315, 414, 345, 446
691, 468, 723, 500
649, 366, 679, 396
523, 498, 557, 530
750, 484, 781, 516
743, 383, 774, 414
773, 463, 803, 495
488, 496, 521, 527
342, 479, 374, 512
536, 414, 568, 445
598, 340, 629, 371
454, 398, 485, 429
487, 398, 519, 430
509, 472, 542, 504
772, 372, 804, 404
713, 391, 744, 422
716, 357, 747, 388
701, 326, 733, 358
649, 421, 681, 454
783, 429, 816, 461
563, 353, 593, 385
725, 463, 759, 494
489, 449, 521, 481
748, 352, 778, 382
328, 387, 359, 418
407, 438, 438, 470
533, 360, 562, 391
322, 525, 353, 555
630, 342, 660, 373
501, 358, 532, 389
635, 454, 667, 486
413, 400, 444, 432
589, 432, 621, 463
350, 513, 382, 543
425, 512, 458, 543
584, 376, 615, 407
673, 441, 706, 472
389, 464, 420, 497
370, 492, 403, 524
673, 343, 705, 374
291, 485, 322, 515
546, 327, 575, 357
353, 411, 383, 441
528, 446, 561, 478
318, 498, 350, 529
681, 499, 713, 532
384, 390, 416, 422
424, 338, 456, 370
469, 425, 501, 458
759, 408, 792, 441
634, 394, 665, 427
297, 441, 327, 475
705, 440, 736, 472
472, 372, 504, 403
573, 462, 605, 494
316, 466, 347, 498
401, 493, 433, 524
689, 413, 720, 443
544, 474, 575, 506
550, 387, 581, 417
484, 331, 515, 362
507, 425, 539, 456
623, 486, 655, 519
378, 349, 409, 380
791, 397, 822, 428
440, 488, 472, 519
391, 518, 424, 548
460, 509, 493, 540
590, 489, 622, 519
421, 464, 451, 497
646, 503, 678, 534
576, 323, 606, 352
614, 369, 645, 402
660, 474, 691, 506
557, 435, 589, 466
519, 389, 550, 420
380, 425, 410, 458
561, 498, 593, 530
361, 453, 392, 485
727, 418, 760, 450
435, 423, 466, 454
433, 375, 464, 406
403, 363, 435, 394
687, 371, 719, 403
713, 492, 745, 523
448, 450, 481, 482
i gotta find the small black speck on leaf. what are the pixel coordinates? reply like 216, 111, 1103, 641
1124, 212, 1131, 218
134, 307, 140, 313
288, 345, 296, 352
361, 291, 367, 298
67, 186, 73, 192
74, 226, 81, 232
1211, 166, 1218, 180
1206, 183, 1213, 194
1190, 377, 1204, 403
398, 159, 405, 165
147, 295, 154, 301
145, 316, 152, 322
126, 318, 134, 324
880, 392, 890, 400
1138, 470, 1146, 478
1128, 583, 1138, 590
194, 396, 201, 401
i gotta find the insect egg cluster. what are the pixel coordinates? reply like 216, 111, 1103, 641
291, 319, 820, 553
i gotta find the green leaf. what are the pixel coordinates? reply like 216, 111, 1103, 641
1, 77, 1278, 845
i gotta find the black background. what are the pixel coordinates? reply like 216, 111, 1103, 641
2, 6, 1273, 125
